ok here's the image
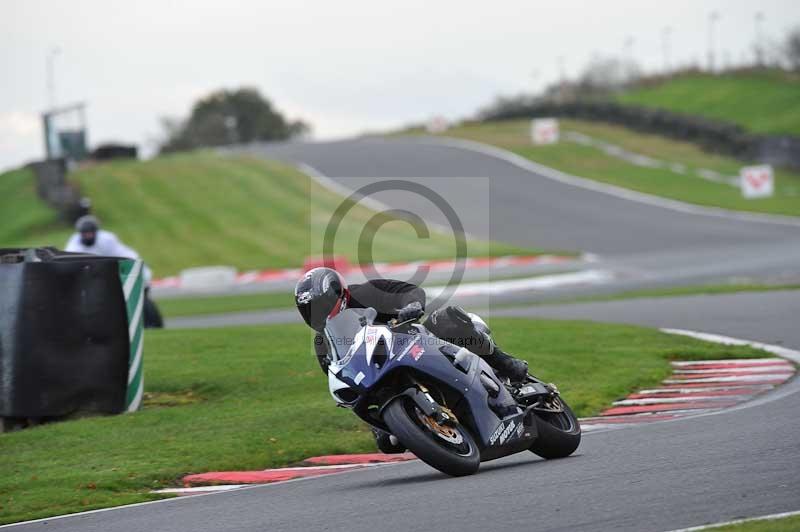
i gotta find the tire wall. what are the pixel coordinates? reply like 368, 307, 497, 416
480, 101, 800, 170
0, 248, 143, 419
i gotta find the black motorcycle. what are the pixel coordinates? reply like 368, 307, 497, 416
324, 307, 581, 476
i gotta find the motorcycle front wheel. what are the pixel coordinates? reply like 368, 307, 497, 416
529, 397, 581, 459
383, 397, 480, 477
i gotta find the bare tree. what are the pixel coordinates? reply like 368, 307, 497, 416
785, 27, 800, 71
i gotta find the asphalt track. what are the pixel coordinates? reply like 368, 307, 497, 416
244, 137, 800, 278
14, 137, 800, 531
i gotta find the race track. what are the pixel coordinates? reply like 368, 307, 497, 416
243, 136, 800, 304
13, 137, 800, 531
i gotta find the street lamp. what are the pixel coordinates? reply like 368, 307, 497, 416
707, 11, 720, 72
556, 56, 566, 101
623, 36, 635, 81
46, 46, 61, 110
754, 11, 764, 67
662, 26, 672, 74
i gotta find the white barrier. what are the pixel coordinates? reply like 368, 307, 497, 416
740, 165, 774, 199
531, 118, 559, 145
426, 116, 449, 133
179, 266, 238, 290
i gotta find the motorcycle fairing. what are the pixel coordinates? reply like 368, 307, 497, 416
325, 309, 535, 451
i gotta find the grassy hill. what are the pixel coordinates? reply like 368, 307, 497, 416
617, 70, 800, 137
1, 153, 531, 276
0, 167, 69, 247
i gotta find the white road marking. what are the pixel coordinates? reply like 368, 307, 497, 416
663, 508, 800, 531
664, 374, 792, 384
612, 395, 752, 406
425, 269, 614, 298
673, 366, 792, 374
636, 385, 774, 394
660, 330, 800, 364
671, 357, 789, 366
154, 485, 249, 494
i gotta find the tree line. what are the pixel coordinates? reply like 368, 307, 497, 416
159, 87, 310, 154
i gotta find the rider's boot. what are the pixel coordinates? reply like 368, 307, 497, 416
487, 347, 529, 384
372, 427, 406, 454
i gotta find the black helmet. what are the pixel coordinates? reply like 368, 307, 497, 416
75, 215, 100, 246
75, 215, 100, 233
294, 267, 349, 332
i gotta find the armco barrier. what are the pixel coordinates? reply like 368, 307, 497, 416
479, 101, 800, 170
0, 248, 144, 429
26, 158, 83, 223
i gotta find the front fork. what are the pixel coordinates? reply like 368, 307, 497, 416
379, 382, 457, 427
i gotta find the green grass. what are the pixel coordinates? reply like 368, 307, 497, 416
0, 319, 774, 524
617, 70, 800, 136
704, 514, 800, 531
158, 291, 295, 317
0, 167, 71, 246
418, 119, 800, 217
1, 153, 532, 276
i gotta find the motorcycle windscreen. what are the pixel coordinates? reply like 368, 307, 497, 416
324, 307, 377, 363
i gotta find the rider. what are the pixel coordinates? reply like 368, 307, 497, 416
65, 215, 163, 328
294, 267, 529, 451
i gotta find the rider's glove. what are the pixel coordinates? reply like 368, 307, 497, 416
396, 301, 424, 323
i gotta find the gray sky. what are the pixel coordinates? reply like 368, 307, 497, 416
1, 0, 798, 171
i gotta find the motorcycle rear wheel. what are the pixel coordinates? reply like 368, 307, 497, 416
529, 398, 581, 459
383, 397, 480, 477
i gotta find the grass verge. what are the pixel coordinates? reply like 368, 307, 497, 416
0, 167, 68, 246
415, 119, 800, 217
617, 70, 800, 137
158, 291, 295, 317
1, 153, 534, 276
705, 513, 800, 531
0, 318, 773, 524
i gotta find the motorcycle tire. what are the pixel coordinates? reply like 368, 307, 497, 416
383, 396, 480, 477
529, 399, 581, 459
143, 295, 164, 329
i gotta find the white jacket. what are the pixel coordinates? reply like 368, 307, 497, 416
65, 229, 152, 284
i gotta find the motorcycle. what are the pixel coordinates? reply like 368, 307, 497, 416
324, 307, 581, 476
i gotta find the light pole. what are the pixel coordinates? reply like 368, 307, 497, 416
46, 46, 61, 110
707, 11, 720, 72
530, 68, 540, 98
662, 26, 672, 74
557, 56, 566, 101
754, 11, 764, 67
623, 36, 635, 82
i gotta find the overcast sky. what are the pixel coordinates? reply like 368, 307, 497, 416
1, 0, 798, 171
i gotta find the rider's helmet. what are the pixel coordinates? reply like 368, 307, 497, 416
294, 267, 349, 332
75, 215, 100, 247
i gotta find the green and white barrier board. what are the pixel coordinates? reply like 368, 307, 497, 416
119, 259, 145, 412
